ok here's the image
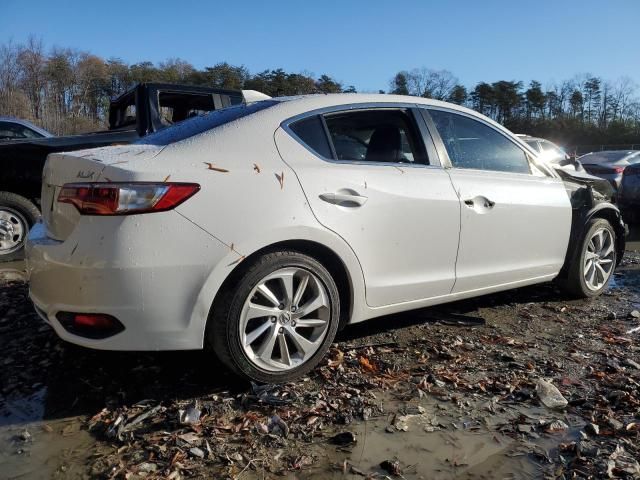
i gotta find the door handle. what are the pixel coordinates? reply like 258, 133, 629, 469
464, 196, 495, 210
319, 192, 368, 207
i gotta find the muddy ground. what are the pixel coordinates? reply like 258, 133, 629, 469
1, 231, 639, 479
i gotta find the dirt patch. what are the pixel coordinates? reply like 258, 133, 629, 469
1, 254, 639, 478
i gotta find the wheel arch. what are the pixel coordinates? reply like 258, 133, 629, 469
585, 203, 626, 266
194, 230, 366, 349
558, 202, 626, 279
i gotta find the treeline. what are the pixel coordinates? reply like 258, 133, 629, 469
2, 37, 640, 148
0, 38, 353, 135
390, 69, 640, 148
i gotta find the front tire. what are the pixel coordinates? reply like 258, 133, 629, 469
564, 218, 617, 298
209, 251, 340, 383
0, 192, 40, 262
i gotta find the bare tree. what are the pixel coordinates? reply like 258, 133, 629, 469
17, 36, 46, 119
405, 68, 458, 100
0, 39, 29, 118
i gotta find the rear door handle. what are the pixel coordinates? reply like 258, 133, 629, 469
319, 192, 368, 207
464, 196, 495, 210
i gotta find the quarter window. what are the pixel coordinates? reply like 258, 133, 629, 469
289, 115, 333, 159
429, 110, 531, 174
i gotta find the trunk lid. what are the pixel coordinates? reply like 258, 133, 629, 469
41, 145, 164, 240
582, 164, 618, 174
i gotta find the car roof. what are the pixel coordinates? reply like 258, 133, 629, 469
272, 93, 469, 111
265, 93, 516, 136
515, 135, 556, 144
0, 116, 53, 137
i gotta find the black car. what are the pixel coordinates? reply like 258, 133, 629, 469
619, 163, 640, 224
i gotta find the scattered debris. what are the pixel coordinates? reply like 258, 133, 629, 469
189, 447, 205, 459
380, 459, 403, 476
329, 431, 357, 446
536, 379, 568, 410
585, 423, 600, 436
546, 420, 569, 432
178, 402, 201, 425
269, 414, 289, 438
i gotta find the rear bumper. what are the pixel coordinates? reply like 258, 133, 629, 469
26, 213, 233, 351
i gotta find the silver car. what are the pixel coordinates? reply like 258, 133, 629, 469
0, 117, 53, 141
579, 150, 640, 189
516, 135, 583, 172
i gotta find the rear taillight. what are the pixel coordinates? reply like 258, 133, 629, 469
58, 183, 200, 215
612, 166, 625, 174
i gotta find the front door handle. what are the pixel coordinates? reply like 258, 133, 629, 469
319, 192, 368, 207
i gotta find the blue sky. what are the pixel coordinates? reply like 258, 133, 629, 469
2, 0, 639, 92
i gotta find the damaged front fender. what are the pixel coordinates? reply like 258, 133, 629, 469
557, 170, 627, 279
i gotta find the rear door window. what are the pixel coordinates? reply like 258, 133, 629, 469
324, 109, 427, 164
289, 108, 429, 165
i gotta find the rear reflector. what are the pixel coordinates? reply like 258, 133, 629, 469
58, 182, 200, 215
56, 312, 125, 339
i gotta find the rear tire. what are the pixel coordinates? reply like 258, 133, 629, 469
563, 218, 617, 298
208, 250, 340, 383
0, 192, 40, 262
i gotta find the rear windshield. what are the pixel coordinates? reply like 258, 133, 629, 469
138, 100, 278, 146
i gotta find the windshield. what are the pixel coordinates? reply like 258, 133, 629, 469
138, 100, 278, 146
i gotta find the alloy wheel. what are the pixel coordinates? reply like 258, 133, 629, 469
583, 227, 615, 291
239, 267, 331, 372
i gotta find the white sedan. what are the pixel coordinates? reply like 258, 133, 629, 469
26, 94, 626, 383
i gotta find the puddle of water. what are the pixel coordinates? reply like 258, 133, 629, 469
291, 395, 577, 480
309, 421, 530, 479
0, 388, 47, 428
0, 388, 93, 479
0, 418, 93, 479
610, 268, 640, 291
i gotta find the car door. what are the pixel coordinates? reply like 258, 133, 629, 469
274, 105, 461, 307
423, 107, 572, 293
